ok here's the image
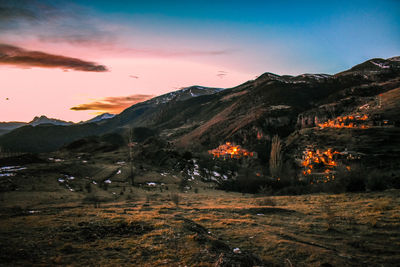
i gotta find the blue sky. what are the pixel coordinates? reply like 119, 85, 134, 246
73, 0, 400, 73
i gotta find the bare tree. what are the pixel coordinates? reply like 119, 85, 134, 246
128, 128, 135, 185
269, 135, 283, 178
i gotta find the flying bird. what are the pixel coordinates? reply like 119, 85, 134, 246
5, 98, 9, 100
217, 70, 228, 78
129, 75, 139, 79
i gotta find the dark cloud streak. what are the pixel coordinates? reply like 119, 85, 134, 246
0, 44, 108, 72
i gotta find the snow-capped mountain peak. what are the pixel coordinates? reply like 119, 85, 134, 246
147, 85, 224, 105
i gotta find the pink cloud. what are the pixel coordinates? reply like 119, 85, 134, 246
70, 94, 154, 114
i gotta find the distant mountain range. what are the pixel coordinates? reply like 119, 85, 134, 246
1, 57, 399, 157
0, 113, 111, 136
29, 115, 73, 127
0, 116, 72, 136
0, 85, 221, 137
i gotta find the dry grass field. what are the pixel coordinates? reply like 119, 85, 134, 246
1, 185, 399, 266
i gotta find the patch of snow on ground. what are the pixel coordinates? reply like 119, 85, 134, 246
58, 178, 65, 183
270, 105, 291, 110
0, 166, 26, 177
0, 173, 15, 177
212, 171, 221, 177
371, 61, 390, 69
147, 182, 156, 186
233, 248, 241, 254
210, 177, 219, 182
104, 179, 112, 184
28, 210, 40, 214
92, 181, 97, 184
116, 169, 121, 174
0, 166, 18, 171
65, 184, 74, 192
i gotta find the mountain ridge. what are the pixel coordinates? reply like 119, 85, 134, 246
0, 56, 399, 153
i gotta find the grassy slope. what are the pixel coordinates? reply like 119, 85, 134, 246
1, 188, 399, 266
0, 150, 399, 266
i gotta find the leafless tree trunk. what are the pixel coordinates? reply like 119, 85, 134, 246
128, 128, 135, 185
269, 135, 283, 178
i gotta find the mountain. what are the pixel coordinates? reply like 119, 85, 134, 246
0, 57, 399, 156
83, 113, 115, 124
29, 115, 73, 126
147, 85, 223, 104
0, 115, 73, 136
0, 85, 223, 152
0, 122, 26, 136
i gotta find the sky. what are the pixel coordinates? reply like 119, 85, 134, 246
1, 0, 399, 122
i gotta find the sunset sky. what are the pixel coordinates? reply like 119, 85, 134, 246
1, 0, 399, 122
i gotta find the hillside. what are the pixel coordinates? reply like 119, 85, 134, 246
1, 57, 399, 157
1, 57, 399, 266
0, 115, 73, 136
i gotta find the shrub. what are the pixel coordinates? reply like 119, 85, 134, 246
334, 163, 366, 192
82, 195, 101, 208
85, 182, 92, 193
219, 174, 267, 194
258, 185, 273, 195
366, 170, 387, 191
179, 175, 190, 192
103, 182, 109, 191
170, 193, 180, 207
321, 200, 336, 231
254, 197, 276, 206
126, 194, 132, 200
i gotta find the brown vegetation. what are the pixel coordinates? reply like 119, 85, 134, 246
1, 186, 399, 266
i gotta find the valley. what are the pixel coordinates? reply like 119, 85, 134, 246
1, 156, 399, 266
1, 57, 400, 266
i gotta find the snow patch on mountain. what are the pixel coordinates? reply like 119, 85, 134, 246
148, 85, 223, 105
371, 61, 390, 69
84, 113, 115, 123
